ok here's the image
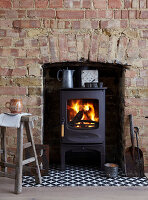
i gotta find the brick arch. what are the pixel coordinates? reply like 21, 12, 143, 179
40, 33, 133, 65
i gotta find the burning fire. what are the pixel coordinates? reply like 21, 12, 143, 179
67, 99, 99, 123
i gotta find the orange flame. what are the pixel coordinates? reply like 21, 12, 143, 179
67, 100, 99, 122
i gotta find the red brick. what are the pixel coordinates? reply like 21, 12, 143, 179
114, 10, 121, 19
140, 0, 147, 8
13, 0, 34, 8
140, 49, 148, 58
14, 58, 24, 66
141, 30, 148, 38
50, 20, 57, 29
81, 21, 91, 29
71, 21, 80, 29
0, 86, 27, 95
0, 0, 11, 8
140, 107, 148, 116
140, 69, 148, 77
31, 39, 39, 47
91, 21, 99, 29
35, 0, 48, 8
142, 60, 148, 67
6, 30, 19, 38
84, 35, 90, 60
27, 10, 55, 18
132, 0, 139, 8
93, 0, 106, 9
68, 47, 76, 53
125, 70, 137, 78
124, 0, 132, 8
0, 67, 27, 76
0, 10, 26, 19
0, 38, 11, 47
17, 10, 26, 18
0, 10, 6, 18
98, 10, 113, 19
108, 0, 122, 8
56, 10, 84, 19
0, 58, 8, 66
73, 1, 80, 8
38, 37, 48, 47
100, 20, 108, 28
39, 56, 50, 64
124, 108, 138, 116
121, 10, 128, 19
26, 49, 40, 57
86, 10, 97, 19
138, 40, 146, 48
140, 11, 148, 19
130, 20, 148, 29
0, 20, 12, 28
127, 39, 139, 58
57, 20, 65, 29
0, 48, 19, 57
101, 20, 127, 29
0, 96, 14, 107
121, 20, 128, 28
28, 108, 41, 116
49, 0, 62, 8
82, 0, 91, 8
49, 36, 59, 62
13, 20, 41, 29
15, 58, 39, 66
125, 78, 131, 86
89, 34, 98, 61
0, 29, 6, 37
23, 96, 41, 106
65, 21, 71, 29
59, 34, 68, 61
15, 39, 24, 47
129, 10, 137, 19
136, 78, 144, 86
125, 98, 148, 107
19, 30, 27, 38
43, 19, 51, 28
64, 0, 71, 8
99, 34, 109, 48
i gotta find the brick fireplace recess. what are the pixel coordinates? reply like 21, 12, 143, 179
43, 62, 126, 168
0, 0, 148, 172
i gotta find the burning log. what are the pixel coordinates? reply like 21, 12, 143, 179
69, 110, 83, 126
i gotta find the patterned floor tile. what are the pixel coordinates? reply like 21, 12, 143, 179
22, 164, 148, 187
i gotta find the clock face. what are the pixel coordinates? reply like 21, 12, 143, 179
81, 70, 98, 87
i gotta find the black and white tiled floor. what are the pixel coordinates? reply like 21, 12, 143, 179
22, 164, 148, 187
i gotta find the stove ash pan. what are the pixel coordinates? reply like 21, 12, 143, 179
60, 88, 106, 144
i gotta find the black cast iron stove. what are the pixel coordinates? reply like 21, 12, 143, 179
60, 87, 106, 170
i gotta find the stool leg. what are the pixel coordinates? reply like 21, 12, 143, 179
0, 127, 7, 173
15, 122, 24, 194
25, 122, 42, 184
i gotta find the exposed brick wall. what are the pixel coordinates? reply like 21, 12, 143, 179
0, 0, 148, 170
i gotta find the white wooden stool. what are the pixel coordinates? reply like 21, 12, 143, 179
0, 115, 42, 194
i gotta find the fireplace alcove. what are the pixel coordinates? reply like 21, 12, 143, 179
42, 62, 126, 168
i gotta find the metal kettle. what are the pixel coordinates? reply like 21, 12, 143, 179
57, 68, 75, 88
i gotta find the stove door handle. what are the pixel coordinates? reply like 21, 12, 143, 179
61, 122, 64, 138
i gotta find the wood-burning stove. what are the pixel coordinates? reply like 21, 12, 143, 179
60, 87, 106, 170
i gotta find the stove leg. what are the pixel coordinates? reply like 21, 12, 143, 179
100, 146, 105, 171
61, 147, 65, 171
101, 154, 105, 170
